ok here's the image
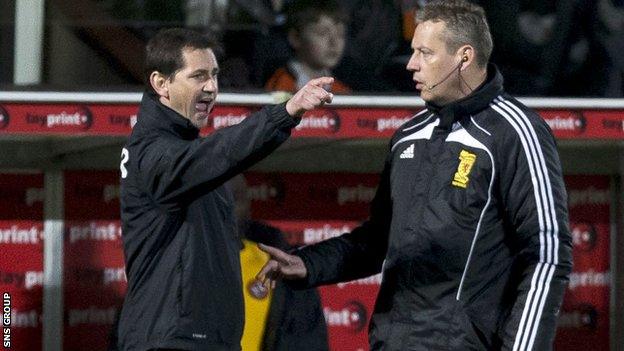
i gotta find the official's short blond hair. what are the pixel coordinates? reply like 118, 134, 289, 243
416, 0, 493, 67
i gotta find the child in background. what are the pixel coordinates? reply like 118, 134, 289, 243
265, 0, 351, 93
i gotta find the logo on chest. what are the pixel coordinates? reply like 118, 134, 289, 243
400, 143, 414, 159
247, 279, 269, 299
452, 150, 477, 189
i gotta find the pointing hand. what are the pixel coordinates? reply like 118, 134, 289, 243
255, 243, 307, 290
285, 77, 334, 117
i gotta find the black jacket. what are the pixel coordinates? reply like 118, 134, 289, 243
293, 66, 573, 350
117, 91, 297, 350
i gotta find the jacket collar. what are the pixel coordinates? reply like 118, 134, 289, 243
425, 64, 504, 129
136, 90, 200, 140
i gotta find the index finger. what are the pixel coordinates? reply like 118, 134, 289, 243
307, 76, 334, 87
258, 243, 292, 264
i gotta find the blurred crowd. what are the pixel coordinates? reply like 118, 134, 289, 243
102, 0, 624, 97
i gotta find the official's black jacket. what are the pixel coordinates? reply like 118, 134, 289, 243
293, 66, 572, 350
117, 91, 297, 350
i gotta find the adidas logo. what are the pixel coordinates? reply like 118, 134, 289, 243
400, 144, 414, 159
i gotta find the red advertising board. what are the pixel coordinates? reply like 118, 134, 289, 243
1, 101, 624, 140
541, 110, 624, 139
318, 282, 380, 351
63, 171, 126, 351
0, 94, 620, 351
0, 173, 44, 350
246, 173, 380, 221
554, 175, 611, 350
0, 103, 138, 136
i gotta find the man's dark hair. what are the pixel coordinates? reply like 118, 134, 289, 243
144, 28, 217, 90
416, 0, 493, 67
285, 0, 347, 33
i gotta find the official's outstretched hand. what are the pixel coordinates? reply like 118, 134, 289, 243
255, 243, 307, 290
285, 77, 334, 117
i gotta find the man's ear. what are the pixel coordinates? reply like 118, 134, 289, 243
457, 45, 475, 71
149, 71, 169, 98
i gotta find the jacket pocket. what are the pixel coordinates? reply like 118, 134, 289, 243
452, 301, 495, 350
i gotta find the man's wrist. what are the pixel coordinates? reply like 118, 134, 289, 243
285, 99, 302, 118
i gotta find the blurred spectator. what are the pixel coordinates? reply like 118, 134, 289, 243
185, 0, 229, 38
599, 0, 624, 96
334, 0, 407, 91
70, 0, 624, 96
229, 174, 329, 351
241, 0, 295, 87
184, 0, 289, 39
185, 0, 295, 89
265, 0, 351, 93
480, 0, 623, 97
476, 0, 557, 96
104, 0, 185, 38
533, 0, 606, 96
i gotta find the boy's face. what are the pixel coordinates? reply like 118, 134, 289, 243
292, 14, 346, 70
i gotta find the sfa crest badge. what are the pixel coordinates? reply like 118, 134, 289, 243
452, 150, 476, 189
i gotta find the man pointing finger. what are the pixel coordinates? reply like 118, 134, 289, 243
116, 27, 333, 351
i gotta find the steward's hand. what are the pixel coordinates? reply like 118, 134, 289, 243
285, 77, 334, 117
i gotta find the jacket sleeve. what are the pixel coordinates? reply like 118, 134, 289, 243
292, 154, 393, 288
138, 103, 296, 208
497, 110, 573, 351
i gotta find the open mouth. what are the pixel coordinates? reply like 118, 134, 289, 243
195, 98, 214, 113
